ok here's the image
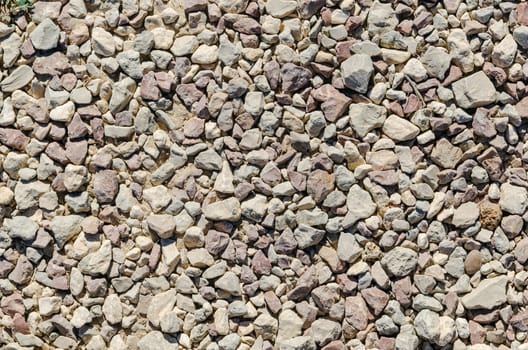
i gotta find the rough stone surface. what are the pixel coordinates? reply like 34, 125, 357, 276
0, 2, 525, 350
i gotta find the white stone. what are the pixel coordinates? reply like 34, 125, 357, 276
50, 101, 75, 122
461, 276, 508, 310
499, 183, 528, 215
382, 115, 420, 141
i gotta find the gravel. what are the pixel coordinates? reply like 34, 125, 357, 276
1, 0, 528, 349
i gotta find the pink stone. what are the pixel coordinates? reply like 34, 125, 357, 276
393, 277, 412, 307
140, 71, 161, 100
312, 84, 352, 122
360, 287, 389, 316
0, 128, 29, 151
518, 3, 528, 25
345, 296, 369, 331
0, 293, 25, 316
252, 250, 271, 275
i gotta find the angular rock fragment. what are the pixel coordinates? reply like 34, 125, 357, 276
452, 71, 496, 109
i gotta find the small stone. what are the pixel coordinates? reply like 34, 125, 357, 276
491, 34, 517, 68
8, 216, 38, 241
279, 336, 317, 350
349, 103, 387, 138
147, 215, 176, 239
381, 247, 417, 277
452, 202, 479, 228
382, 115, 420, 142
191, 45, 218, 64
117, 50, 143, 80
367, 1, 398, 35
0, 65, 34, 92
78, 240, 112, 276
306, 170, 335, 203
94, 170, 119, 204
140, 71, 161, 100
146, 289, 177, 328
293, 224, 325, 249
452, 71, 496, 109
214, 271, 241, 295
464, 250, 482, 275
8, 255, 33, 285
50, 215, 83, 249
138, 331, 178, 350
515, 238, 528, 264
337, 232, 362, 263
266, 0, 297, 18
281, 63, 312, 93
421, 47, 451, 80
254, 314, 278, 340
513, 26, 528, 49
345, 296, 369, 331
195, 149, 223, 171
499, 183, 528, 215
204, 198, 241, 222
30, 18, 60, 50
414, 310, 455, 346
403, 58, 428, 82
49, 101, 75, 122
341, 54, 374, 94
102, 294, 122, 325
39, 296, 62, 316
171, 35, 199, 56
461, 276, 508, 310
430, 138, 463, 169
92, 27, 115, 57
343, 184, 377, 228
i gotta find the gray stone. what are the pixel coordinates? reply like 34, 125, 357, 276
203, 198, 241, 222
343, 184, 377, 228
30, 18, 60, 50
215, 271, 241, 296
513, 26, 528, 49
381, 247, 417, 277
349, 103, 387, 138
0, 65, 34, 92
337, 232, 362, 263
138, 331, 178, 350
420, 46, 451, 80
452, 202, 479, 228
367, 1, 398, 35
276, 310, 303, 345
311, 319, 341, 346
266, 0, 297, 18
382, 115, 420, 142
78, 240, 112, 276
102, 294, 122, 325
117, 50, 143, 80
195, 149, 223, 171
109, 78, 136, 114
279, 336, 317, 350
452, 71, 496, 109
341, 54, 373, 94
293, 224, 325, 249
191, 45, 218, 64
147, 289, 177, 327
218, 333, 240, 350
7, 216, 38, 241
461, 276, 508, 310
50, 215, 83, 248
92, 27, 115, 57
147, 215, 177, 239
414, 310, 455, 346
491, 34, 517, 68
499, 183, 528, 215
